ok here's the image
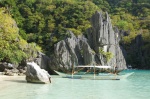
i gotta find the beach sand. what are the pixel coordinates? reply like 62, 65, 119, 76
0, 75, 26, 82
0, 75, 26, 85
0, 75, 26, 91
0, 76, 27, 99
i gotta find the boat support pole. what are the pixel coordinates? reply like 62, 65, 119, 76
72, 64, 74, 79
72, 69, 74, 79
94, 65, 95, 79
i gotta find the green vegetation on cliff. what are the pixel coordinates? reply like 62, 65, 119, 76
0, 8, 41, 64
0, 0, 149, 68
0, 0, 99, 55
99, 48, 113, 62
0, 8, 26, 63
106, 0, 150, 68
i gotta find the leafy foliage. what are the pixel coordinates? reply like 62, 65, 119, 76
0, 8, 41, 64
0, 0, 99, 54
99, 48, 113, 62
0, 8, 27, 63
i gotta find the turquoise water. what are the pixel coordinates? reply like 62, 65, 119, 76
0, 70, 150, 99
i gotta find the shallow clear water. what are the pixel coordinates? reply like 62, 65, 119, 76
0, 70, 150, 99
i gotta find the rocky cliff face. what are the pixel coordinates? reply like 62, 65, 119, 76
50, 31, 95, 71
86, 11, 126, 69
121, 33, 150, 69
49, 11, 127, 71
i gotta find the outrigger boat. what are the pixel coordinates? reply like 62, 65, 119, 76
54, 66, 134, 80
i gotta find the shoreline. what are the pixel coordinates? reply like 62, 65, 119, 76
0, 75, 26, 81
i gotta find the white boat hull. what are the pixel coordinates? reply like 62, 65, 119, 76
54, 70, 134, 80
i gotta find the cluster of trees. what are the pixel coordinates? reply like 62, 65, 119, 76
0, 0, 100, 55
0, 8, 41, 64
106, 0, 150, 68
0, 0, 149, 68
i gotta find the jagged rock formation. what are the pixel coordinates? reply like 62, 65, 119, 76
50, 31, 95, 71
26, 62, 51, 84
49, 11, 127, 71
87, 11, 126, 70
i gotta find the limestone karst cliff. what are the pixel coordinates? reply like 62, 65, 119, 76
49, 11, 127, 71
86, 11, 126, 70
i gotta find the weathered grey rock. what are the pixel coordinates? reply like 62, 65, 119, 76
26, 62, 51, 84
0, 62, 15, 72
0, 63, 7, 72
4, 69, 14, 76
34, 52, 51, 71
4, 67, 26, 76
50, 11, 127, 71
87, 11, 127, 70
50, 31, 95, 70
0, 62, 21, 76
82, 41, 95, 65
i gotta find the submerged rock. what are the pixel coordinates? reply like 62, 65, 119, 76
26, 62, 51, 84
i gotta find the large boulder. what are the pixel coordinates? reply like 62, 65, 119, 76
26, 62, 51, 84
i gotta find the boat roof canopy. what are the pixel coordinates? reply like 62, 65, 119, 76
77, 66, 112, 68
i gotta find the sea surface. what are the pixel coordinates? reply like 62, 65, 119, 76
0, 70, 150, 99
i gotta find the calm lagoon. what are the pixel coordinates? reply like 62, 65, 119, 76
0, 70, 150, 99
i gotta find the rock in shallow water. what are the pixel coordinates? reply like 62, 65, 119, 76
26, 62, 51, 84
